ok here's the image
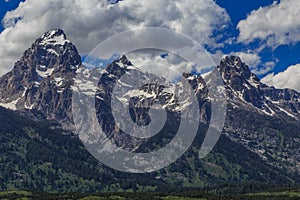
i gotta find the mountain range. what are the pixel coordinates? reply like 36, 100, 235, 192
0, 29, 299, 192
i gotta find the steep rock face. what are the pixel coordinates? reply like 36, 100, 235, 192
219, 55, 262, 108
0, 29, 81, 128
75, 55, 210, 149
220, 55, 300, 120
220, 56, 300, 173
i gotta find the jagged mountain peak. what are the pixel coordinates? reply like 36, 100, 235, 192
41, 28, 66, 38
118, 55, 133, 66
0, 29, 82, 128
28, 29, 81, 78
221, 55, 242, 65
105, 55, 135, 77
218, 55, 260, 94
219, 55, 300, 120
219, 55, 259, 82
38, 28, 70, 46
108, 55, 133, 70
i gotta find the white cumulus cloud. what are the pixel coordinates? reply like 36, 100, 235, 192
237, 0, 300, 48
251, 61, 276, 76
0, 0, 230, 75
232, 51, 261, 69
261, 64, 300, 92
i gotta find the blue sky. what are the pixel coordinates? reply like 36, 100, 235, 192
0, 0, 299, 90
216, 0, 275, 25
215, 0, 300, 78
0, 0, 24, 32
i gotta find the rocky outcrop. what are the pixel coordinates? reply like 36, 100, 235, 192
0, 29, 81, 128
219, 55, 300, 120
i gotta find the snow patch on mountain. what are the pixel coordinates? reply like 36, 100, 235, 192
37, 67, 55, 78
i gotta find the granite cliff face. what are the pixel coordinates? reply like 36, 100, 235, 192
218, 56, 300, 173
77, 55, 210, 150
0, 29, 81, 128
220, 55, 300, 120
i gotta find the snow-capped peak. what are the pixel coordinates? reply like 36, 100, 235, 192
39, 29, 70, 46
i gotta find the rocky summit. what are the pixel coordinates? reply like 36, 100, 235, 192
220, 55, 300, 120
0, 29, 81, 129
219, 56, 300, 174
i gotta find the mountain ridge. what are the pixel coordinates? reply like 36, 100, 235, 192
0, 30, 299, 124
0, 29, 81, 129
0, 29, 299, 191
